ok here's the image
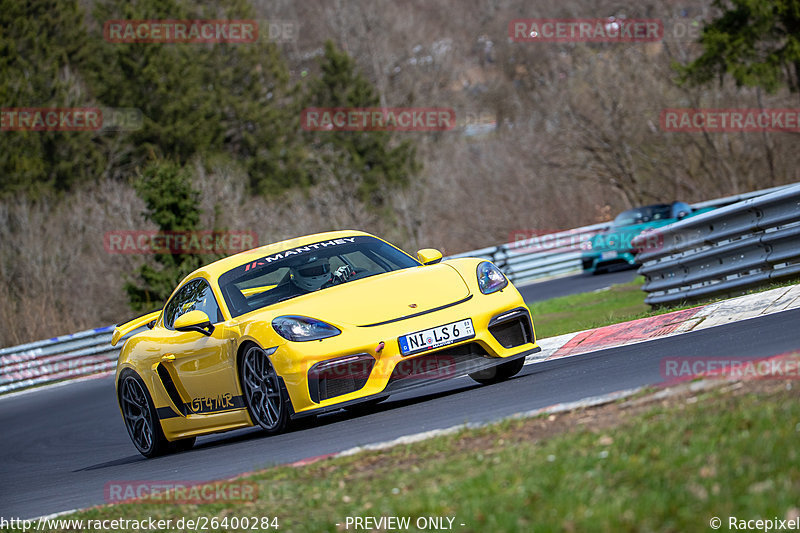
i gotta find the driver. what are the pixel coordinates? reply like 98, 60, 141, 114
290, 256, 353, 292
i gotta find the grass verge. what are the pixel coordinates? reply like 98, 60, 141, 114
527, 276, 799, 339
20, 378, 800, 533
527, 276, 650, 338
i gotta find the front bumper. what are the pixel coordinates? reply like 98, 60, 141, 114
291, 344, 541, 419
269, 288, 539, 415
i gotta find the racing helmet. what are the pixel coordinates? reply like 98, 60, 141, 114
290, 256, 331, 292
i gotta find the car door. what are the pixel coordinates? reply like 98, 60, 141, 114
155, 278, 242, 415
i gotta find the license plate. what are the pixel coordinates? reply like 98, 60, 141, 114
601, 251, 618, 260
398, 319, 475, 356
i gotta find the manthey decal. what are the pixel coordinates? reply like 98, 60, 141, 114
243, 237, 357, 272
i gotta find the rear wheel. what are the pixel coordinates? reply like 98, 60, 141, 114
118, 371, 170, 458
469, 356, 526, 385
240, 345, 289, 434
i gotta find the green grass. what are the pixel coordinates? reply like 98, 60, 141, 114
527, 276, 651, 338
23, 382, 800, 532
526, 276, 800, 339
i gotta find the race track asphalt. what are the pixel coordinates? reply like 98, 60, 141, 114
1, 308, 798, 519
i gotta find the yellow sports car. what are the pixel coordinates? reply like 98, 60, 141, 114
113, 230, 540, 457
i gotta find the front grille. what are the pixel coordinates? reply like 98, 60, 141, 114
308, 354, 375, 403
387, 342, 489, 387
489, 311, 533, 348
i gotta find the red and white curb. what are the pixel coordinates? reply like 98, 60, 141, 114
526, 283, 800, 365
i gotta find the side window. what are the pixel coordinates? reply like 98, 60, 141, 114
163, 279, 223, 330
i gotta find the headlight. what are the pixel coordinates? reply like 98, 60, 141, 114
272, 316, 341, 342
477, 261, 508, 294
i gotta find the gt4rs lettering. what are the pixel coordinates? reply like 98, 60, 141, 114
187, 393, 243, 414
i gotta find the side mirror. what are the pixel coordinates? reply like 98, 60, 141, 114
174, 310, 215, 336
417, 248, 443, 265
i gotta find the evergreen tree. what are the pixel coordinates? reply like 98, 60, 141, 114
679, 0, 800, 94
125, 159, 204, 311
88, 0, 306, 192
304, 41, 421, 208
0, 0, 104, 197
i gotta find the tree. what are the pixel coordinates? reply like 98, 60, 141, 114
303, 41, 421, 208
0, 0, 104, 197
125, 159, 204, 311
88, 0, 305, 192
678, 0, 800, 94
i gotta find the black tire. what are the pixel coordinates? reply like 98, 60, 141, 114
118, 370, 171, 458
469, 356, 526, 385
240, 344, 290, 434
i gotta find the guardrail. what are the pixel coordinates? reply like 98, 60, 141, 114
0, 326, 143, 395
447, 223, 610, 284
449, 183, 795, 286
634, 184, 800, 306
0, 184, 795, 395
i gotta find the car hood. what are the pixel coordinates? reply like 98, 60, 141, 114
258, 263, 471, 327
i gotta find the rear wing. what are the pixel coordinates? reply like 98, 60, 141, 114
111, 310, 161, 347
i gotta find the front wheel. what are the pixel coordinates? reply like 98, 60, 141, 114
118, 371, 170, 458
469, 356, 526, 385
240, 345, 289, 434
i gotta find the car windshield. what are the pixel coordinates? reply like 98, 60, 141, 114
218, 235, 421, 317
612, 204, 673, 227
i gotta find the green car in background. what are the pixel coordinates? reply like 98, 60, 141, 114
581, 202, 712, 274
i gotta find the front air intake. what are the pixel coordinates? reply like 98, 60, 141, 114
488, 308, 533, 348
386, 342, 489, 387
308, 354, 375, 403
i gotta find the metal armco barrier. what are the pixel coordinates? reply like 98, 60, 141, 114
0, 326, 143, 395
0, 184, 795, 394
447, 223, 610, 284
634, 184, 800, 306
447, 184, 794, 286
